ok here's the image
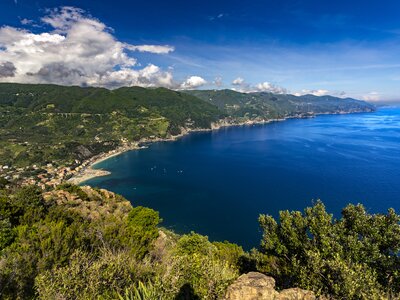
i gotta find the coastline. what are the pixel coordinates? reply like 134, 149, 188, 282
69, 110, 372, 185
67, 144, 141, 185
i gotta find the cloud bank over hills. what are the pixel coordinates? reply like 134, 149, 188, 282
0, 6, 298, 95
0, 7, 178, 88
0, 5, 393, 101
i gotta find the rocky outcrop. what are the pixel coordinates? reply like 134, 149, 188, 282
43, 186, 132, 220
224, 272, 316, 300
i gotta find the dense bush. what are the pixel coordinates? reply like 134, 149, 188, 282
0, 185, 241, 299
258, 200, 400, 299
2, 183, 399, 299
35, 249, 154, 299
159, 232, 239, 299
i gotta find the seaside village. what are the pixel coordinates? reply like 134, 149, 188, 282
0, 160, 86, 189
0, 147, 123, 189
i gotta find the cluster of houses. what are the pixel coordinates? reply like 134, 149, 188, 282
0, 160, 87, 189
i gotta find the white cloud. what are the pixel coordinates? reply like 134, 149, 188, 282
179, 76, 207, 89
294, 89, 329, 96
0, 6, 175, 88
87, 64, 174, 88
231, 77, 251, 92
41, 7, 89, 32
362, 91, 380, 101
20, 18, 34, 25
213, 76, 223, 87
255, 81, 287, 94
232, 77, 244, 85
126, 44, 174, 54
231, 77, 287, 94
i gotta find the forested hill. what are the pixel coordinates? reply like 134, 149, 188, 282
186, 89, 375, 120
0, 83, 221, 168
0, 83, 221, 129
0, 83, 374, 169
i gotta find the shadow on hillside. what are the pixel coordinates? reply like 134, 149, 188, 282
174, 283, 201, 300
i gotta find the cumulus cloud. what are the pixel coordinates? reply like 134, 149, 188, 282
294, 89, 330, 96
0, 61, 16, 78
362, 91, 380, 101
0, 6, 176, 88
231, 77, 287, 94
232, 77, 245, 86
255, 81, 288, 94
90, 64, 174, 89
41, 7, 93, 32
179, 76, 207, 89
231, 77, 251, 92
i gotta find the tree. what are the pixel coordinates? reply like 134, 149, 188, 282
258, 200, 400, 299
127, 206, 161, 258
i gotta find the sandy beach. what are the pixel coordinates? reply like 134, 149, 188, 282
67, 144, 141, 184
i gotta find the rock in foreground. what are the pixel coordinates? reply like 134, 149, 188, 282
224, 272, 316, 300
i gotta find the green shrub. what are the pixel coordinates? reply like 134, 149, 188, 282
160, 252, 238, 299
35, 249, 153, 299
258, 200, 400, 299
158, 233, 239, 299
127, 206, 161, 258
13, 185, 47, 225
57, 183, 90, 201
213, 241, 245, 268
0, 219, 14, 251
117, 281, 165, 300
175, 232, 214, 256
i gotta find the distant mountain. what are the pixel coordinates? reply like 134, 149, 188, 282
186, 89, 375, 120
0, 83, 374, 168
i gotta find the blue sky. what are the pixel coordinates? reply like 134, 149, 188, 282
1, 0, 400, 101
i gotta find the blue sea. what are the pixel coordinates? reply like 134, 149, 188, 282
84, 107, 400, 249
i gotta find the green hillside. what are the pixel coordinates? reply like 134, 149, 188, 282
186, 89, 375, 120
0, 83, 221, 167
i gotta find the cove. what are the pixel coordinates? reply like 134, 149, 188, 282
84, 107, 400, 249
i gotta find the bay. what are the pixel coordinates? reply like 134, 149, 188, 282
84, 107, 400, 249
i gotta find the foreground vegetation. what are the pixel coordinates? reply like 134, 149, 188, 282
0, 184, 242, 299
0, 183, 399, 299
